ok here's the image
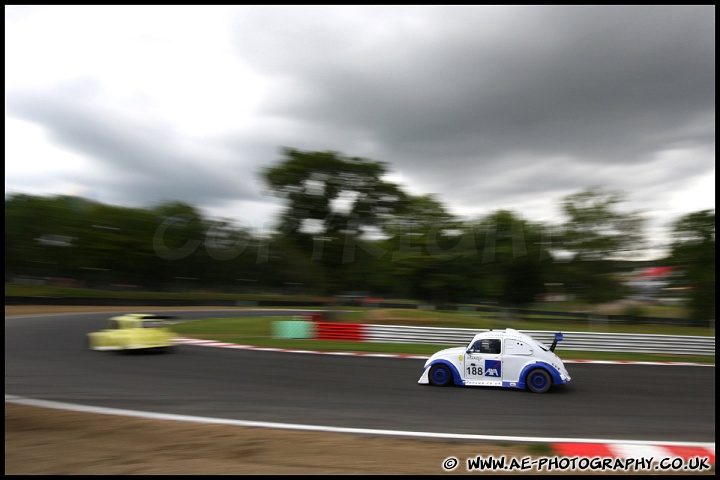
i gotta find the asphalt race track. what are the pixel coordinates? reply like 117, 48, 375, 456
4, 309, 715, 444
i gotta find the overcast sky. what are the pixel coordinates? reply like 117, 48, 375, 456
5, 5, 715, 258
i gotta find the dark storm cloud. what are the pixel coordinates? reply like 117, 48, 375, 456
229, 5, 714, 210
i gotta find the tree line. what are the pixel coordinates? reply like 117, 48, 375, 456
4, 148, 715, 320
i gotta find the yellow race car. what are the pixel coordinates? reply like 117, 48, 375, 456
87, 313, 177, 352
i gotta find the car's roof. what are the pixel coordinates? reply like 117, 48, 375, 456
471, 328, 535, 343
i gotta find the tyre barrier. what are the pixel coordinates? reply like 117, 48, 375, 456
272, 317, 367, 341
314, 322, 365, 341
271, 320, 315, 339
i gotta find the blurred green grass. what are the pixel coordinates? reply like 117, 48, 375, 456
170, 310, 715, 365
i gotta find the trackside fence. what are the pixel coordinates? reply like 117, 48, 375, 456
363, 325, 715, 356
273, 320, 714, 356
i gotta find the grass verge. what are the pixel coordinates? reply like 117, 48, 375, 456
170, 311, 715, 365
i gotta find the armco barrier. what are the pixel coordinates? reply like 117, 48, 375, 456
271, 321, 713, 355
362, 325, 715, 356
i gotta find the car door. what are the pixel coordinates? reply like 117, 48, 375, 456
502, 337, 535, 384
463, 338, 502, 385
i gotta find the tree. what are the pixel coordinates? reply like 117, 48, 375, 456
5, 194, 104, 282
262, 148, 408, 237
382, 194, 469, 302
465, 210, 549, 306
667, 210, 715, 322
560, 186, 646, 261
558, 186, 647, 304
261, 148, 409, 294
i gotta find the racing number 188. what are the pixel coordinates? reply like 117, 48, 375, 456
466, 366, 483, 376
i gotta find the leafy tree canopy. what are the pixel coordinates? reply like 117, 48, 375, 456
262, 148, 409, 237
560, 185, 647, 261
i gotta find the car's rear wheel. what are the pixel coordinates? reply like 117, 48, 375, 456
526, 369, 551, 393
429, 364, 453, 386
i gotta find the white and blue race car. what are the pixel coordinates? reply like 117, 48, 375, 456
418, 328, 571, 393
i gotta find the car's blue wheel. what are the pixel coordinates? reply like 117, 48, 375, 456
526, 369, 551, 393
429, 364, 453, 386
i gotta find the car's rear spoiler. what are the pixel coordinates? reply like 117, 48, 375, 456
550, 332, 563, 352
